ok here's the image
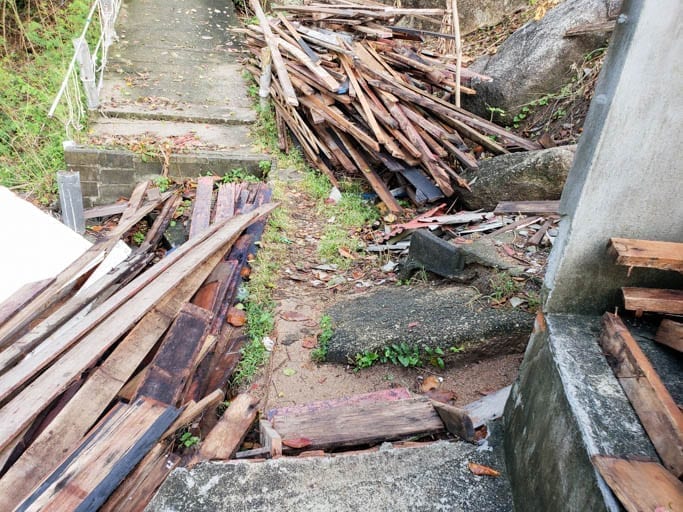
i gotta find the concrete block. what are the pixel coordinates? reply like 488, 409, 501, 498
97, 149, 135, 169
99, 183, 137, 203
68, 165, 100, 183
79, 181, 100, 198
64, 146, 101, 166
100, 167, 137, 185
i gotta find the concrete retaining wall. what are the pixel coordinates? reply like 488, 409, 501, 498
64, 143, 269, 207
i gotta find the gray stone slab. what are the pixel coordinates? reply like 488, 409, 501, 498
147, 440, 513, 512
325, 284, 533, 363
504, 313, 658, 512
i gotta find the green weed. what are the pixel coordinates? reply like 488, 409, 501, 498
179, 431, 200, 448
221, 168, 261, 183
311, 315, 333, 363
489, 271, 521, 302
131, 230, 145, 245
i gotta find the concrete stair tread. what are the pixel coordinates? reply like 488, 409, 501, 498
146, 440, 513, 512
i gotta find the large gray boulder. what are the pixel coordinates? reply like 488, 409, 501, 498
463, 0, 613, 117
393, 0, 528, 35
457, 147, 575, 210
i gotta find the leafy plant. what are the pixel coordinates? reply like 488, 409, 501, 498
153, 175, 171, 193
485, 104, 506, 122
355, 351, 380, 369
489, 271, 521, 302
382, 342, 422, 368
221, 168, 260, 183
131, 230, 145, 245
258, 159, 271, 176
179, 431, 200, 448
423, 346, 446, 369
311, 315, 333, 363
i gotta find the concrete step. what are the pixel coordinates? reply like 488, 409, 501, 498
146, 438, 513, 512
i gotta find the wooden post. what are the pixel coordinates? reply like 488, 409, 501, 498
450, 0, 462, 108
259, 47, 272, 109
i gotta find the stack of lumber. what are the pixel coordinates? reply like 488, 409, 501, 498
594, 239, 683, 511
243, 0, 541, 213
0, 179, 276, 510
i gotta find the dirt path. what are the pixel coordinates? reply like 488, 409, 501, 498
247, 173, 524, 414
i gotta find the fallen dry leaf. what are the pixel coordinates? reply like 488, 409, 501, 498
240, 266, 251, 278
407, 321, 419, 328
423, 389, 456, 404
301, 337, 317, 349
281, 311, 310, 322
283, 437, 312, 449
468, 462, 501, 477
420, 375, 441, 392
338, 247, 357, 260
226, 307, 246, 327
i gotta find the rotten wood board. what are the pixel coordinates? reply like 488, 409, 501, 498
0, 278, 53, 327
655, 319, 683, 352
599, 313, 683, 477
0, 248, 231, 510
622, 287, 683, 316
462, 385, 512, 429
592, 456, 683, 512
194, 394, 260, 463
99, 443, 180, 512
16, 398, 178, 512
0, 204, 276, 456
266, 387, 411, 422
134, 303, 212, 406
493, 200, 561, 215
271, 397, 445, 452
608, 238, 683, 273
430, 401, 474, 441
188, 176, 215, 239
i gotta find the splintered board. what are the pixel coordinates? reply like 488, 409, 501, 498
656, 319, 683, 352
622, 288, 683, 316
599, 313, 683, 477
608, 238, 683, 272
271, 396, 444, 452
593, 456, 683, 512
16, 398, 178, 512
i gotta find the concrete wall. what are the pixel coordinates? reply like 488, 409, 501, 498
544, 0, 683, 314
64, 144, 268, 207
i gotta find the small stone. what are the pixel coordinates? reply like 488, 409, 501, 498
227, 307, 246, 327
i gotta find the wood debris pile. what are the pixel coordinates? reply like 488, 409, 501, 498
242, 0, 541, 213
0, 179, 275, 511
593, 238, 683, 510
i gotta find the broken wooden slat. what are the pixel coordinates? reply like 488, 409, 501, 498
139, 194, 180, 251
0, 204, 276, 456
260, 419, 283, 458
462, 385, 511, 428
622, 287, 683, 316
214, 183, 236, 222
599, 313, 683, 477
83, 202, 127, 219
194, 393, 260, 463
494, 200, 561, 214
16, 398, 179, 512
430, 401, 475, 441
161, 389, 225, 440
134, 303, 213, 406
0, 248, 232, 510
99, 443, 180, 512
272, 397, 445, 452
0, 278, 52, 327
592, 456, 683, 512
655, 319, 683, 352
608, 238, 683, 273
188, 176, 215, 239
118, 181, 150, 226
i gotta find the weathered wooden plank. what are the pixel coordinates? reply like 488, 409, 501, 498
592, 456, 683, 512
430, 401, 474, 442
118, 181, 150, 226
622, 287, 683, 316
99, 443, 180, 512
17, 398, 178, 512
0, 278, 52, 327
139, 194, 180, 251
260, 419, 283, 458
494, 200, 561, 214
214, 183, 236, 222
161, 389, 225, 440
272, 397, 445, 452
135, 303, 212, 406
189, 176, 215, 239
194, 394, 260, 463
0, 250, 229, 510
608, 238, 683, 273
599, 313, 683, 477
0, 204, 276, 455
655, 319, 683, 352
83, 202, 127, 219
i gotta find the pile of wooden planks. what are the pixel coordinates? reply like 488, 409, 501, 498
594, 238, 683, 511
0, 179, 276, 510
242, 0, 541, 213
